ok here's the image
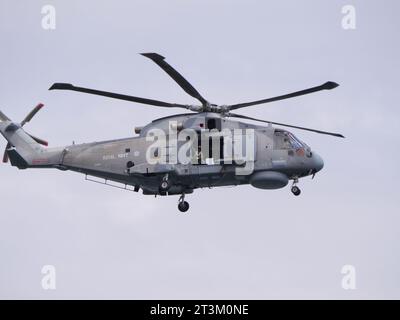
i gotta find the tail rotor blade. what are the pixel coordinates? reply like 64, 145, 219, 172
2, 142, 10, 163
28, 134, 48, 146
21, 103, 44, 126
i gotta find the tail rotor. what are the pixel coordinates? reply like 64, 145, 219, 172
2, 103, 48, 163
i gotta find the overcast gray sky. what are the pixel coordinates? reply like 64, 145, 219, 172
0, 0, 399, 299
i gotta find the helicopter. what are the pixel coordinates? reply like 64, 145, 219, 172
0, 53, 344, 212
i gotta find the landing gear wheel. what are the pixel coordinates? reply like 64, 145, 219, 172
178, 193, 189, 212
178, 201, 190, 212
159, 179, 171, 193
291, 185, 301, 196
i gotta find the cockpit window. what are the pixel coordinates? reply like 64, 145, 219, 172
287, 132, 304, 149
274, 131, 304, 150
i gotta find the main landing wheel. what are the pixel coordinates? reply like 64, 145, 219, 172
178, 193, 190, 212
291, 185, 301, 196
178, 201, 190, 213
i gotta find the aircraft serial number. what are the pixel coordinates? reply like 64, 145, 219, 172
102, 154, 115, 160
102, 153, 129, 160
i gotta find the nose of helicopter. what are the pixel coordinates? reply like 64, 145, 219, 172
312, 152, 324, 173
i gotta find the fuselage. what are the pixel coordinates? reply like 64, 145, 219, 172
58, 112, 324, 195
1, 111, 323, 195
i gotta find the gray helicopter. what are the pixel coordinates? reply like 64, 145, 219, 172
0, 53, 344, 212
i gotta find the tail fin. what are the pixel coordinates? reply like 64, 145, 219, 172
0, 108, 62, 169
0, 114, 45, 168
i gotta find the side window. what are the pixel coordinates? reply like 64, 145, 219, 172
274, 132, 291, 150
283, 136, 291, 149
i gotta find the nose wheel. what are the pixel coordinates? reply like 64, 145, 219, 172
178, 194, 190, 213
291, 185, 301, 196
291, 178, 301, 196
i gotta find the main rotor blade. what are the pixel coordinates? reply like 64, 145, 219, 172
141, 53, 209, 107
229, 113, 345, 138
20, 103, 44, 126
49, 83, 190, 109
228, 81, 339, 110
2, 142, 10, 163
